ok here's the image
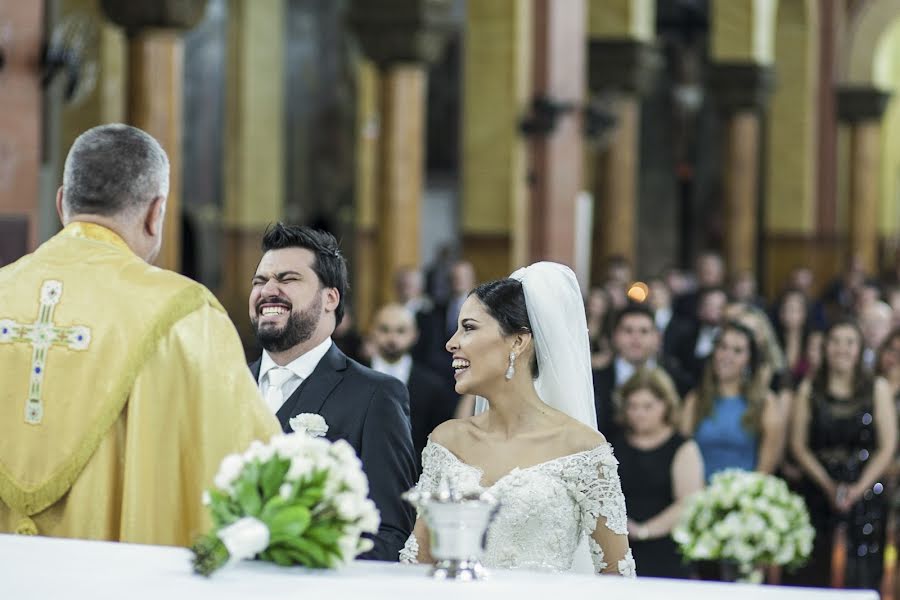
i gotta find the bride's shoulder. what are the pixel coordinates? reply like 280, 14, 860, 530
429, 416, 481, 453
559, 418, 608, 455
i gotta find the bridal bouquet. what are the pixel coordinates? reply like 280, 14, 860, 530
191, 432, 380, 576
673, 469, 814, 582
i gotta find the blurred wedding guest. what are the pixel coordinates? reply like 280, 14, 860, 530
673, 251, 726, 318
730, 271, 766, 310
877, 328, 900, 397
332, 303, 367, 363
605, 254, 633, 288
604, 278, 629, 312
663, 265, 692, 298
885, 285, 900, 328
729, 302, 789, 392
441, 260, 476, 339
787, 320, 897, 590
860, 301, 893, 371
424, 243, 457, 306
774, 289, 815, 387
614, 368, 704, 579
394, 266, 434, 316
665, 286, 729, 388
680, 322, 782, 480
821, 254, 868, 321
368, 304, 458, 473
586, 286, 614, 369
594, 304, 692, 441
393, 266, 443, 372
784, 266, 828, 330
648, 277, 675, 335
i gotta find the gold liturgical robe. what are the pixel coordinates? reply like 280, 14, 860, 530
0, 222, 280, 546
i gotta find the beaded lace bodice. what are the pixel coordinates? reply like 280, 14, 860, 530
400, 440, 635, 576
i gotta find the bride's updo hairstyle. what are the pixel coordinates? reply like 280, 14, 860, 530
471, 278, 539, 378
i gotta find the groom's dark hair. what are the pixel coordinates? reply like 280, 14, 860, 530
471, 279, 539, 378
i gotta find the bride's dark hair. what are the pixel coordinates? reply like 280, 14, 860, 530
471, 278, 539, 377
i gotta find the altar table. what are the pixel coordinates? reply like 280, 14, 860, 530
0, 534, 879, 600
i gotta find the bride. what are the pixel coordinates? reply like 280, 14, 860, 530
400, 262, 635, 576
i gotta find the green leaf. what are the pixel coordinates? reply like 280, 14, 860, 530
268, 546, 293, 566
286, 536, 329, 567
305, 525, 341, 547
269, 505, 312, 537
259, 458, 290, 500
260, 495, 289, 522
297, 486, 325, 508
234, 478, 262, 516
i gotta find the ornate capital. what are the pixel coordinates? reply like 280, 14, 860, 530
588, 39, 661, 96
837, 86, 892, 123
346, 0, 458, 67
100, 0, 208, 33
708, 62, 774, 113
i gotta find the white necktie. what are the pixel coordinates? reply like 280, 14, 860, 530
264, 367, 295, 413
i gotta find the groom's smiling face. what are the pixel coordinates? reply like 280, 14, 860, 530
249, 247, 330, 353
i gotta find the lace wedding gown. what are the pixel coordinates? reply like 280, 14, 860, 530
400, 440, 636, 576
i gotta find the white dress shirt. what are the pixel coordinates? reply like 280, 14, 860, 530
614, 356, 656, 386
371, 353, 413, 386
257, 337, 333, 413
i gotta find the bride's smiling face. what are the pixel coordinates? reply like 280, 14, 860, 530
446, 296, 516, 395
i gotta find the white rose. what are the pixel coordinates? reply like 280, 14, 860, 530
334, 492, 363, 519
357, 499, 380, 533
286, 456, 314, 481
217, 517, 270, 561
243, 439, 276, 463
214, 454, 245, 491
341, 468, 369, 495
271, 433, 307, 459
289, 413, 329, 437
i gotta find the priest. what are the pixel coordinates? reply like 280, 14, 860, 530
0, 124, 280, 546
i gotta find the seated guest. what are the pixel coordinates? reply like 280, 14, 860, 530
586, 286, 614, 369
369, 304, 458, 473
594, 304, 691, 441
680, 322, 782, 480
673, 251, 726, 318
0, 124, 280, 544
614, 368, 704, 579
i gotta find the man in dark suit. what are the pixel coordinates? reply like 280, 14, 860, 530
594, 304, 692, 441
368, 303, 459, 474
663, 286, 728, 389
247, 223, 416, 562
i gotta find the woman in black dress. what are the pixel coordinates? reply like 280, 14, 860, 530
614, 367, 704, 578
789, 319, 897, 590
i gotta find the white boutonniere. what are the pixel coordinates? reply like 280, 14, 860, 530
289, 413, 329, 437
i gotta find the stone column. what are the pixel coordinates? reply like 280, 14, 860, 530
347, 0, 454, 325
100, 1, 209, 273
0, 2, 43, 265
587, 39, 659, 273
709, 63, 774, 276
218, 0, 286, 348
837, 86, 891, 274
527, 0, 586, 268
459, 0, 532, 282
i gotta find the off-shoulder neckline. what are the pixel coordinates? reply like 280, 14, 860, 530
425, 439, 612, 489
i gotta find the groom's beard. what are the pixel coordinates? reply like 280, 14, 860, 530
252, 294, 322, 353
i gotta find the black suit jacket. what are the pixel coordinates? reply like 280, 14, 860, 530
249, 344, 417, 562
406, 361, 459, 474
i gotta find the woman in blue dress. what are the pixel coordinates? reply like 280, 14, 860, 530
680, 321, 783, 480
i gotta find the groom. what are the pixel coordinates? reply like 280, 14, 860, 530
247, 223, 416, 561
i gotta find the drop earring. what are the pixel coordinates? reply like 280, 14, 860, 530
505, 352, 516, 380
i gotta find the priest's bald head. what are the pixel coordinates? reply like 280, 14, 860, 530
56, 124, 170, 263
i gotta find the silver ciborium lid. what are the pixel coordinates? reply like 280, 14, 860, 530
403, 476, 499, 581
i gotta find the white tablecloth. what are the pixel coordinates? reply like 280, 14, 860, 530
0, 534, 878, 600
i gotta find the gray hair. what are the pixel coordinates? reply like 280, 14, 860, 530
62, 124, 170, 216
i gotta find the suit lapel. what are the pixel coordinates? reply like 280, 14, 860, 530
276, 344, 348, 431
249, 358, 262, 382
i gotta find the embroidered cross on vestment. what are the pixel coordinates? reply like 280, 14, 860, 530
0, 280, 91, 424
